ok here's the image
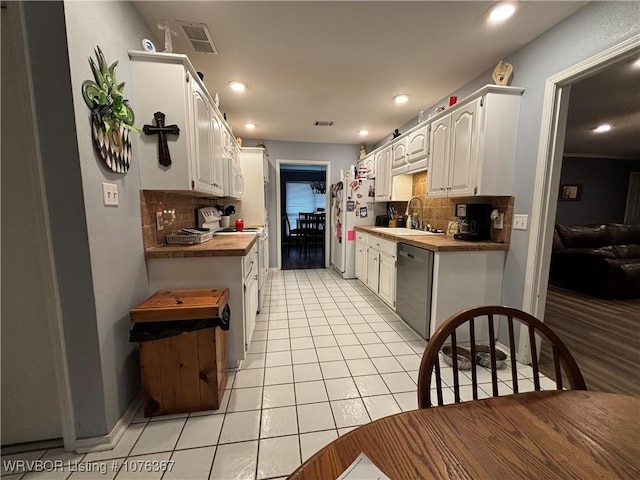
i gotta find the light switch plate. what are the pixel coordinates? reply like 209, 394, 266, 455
513, 214, 528, 230
102, 182, 119, 206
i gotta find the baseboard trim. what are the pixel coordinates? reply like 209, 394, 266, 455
73, 392, 142, 453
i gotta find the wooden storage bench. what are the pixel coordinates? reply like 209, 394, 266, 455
130, 288, 229, 416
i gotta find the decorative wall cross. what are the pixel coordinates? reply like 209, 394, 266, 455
143, 111, 180, 167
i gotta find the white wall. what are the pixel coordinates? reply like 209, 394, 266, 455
63, 0, 154, 431
243, 139, 359, 266
19, 0, 154, 440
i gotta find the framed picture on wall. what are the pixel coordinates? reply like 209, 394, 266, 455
559, 184, 583, 201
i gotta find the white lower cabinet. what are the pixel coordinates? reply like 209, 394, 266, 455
357, 232, 397, 309
378, 252, 396, 308
355, 237, 368, 283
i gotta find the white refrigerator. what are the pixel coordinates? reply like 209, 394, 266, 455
330, 172, 376, 278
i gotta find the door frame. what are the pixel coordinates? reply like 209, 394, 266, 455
519, 34, 640, 363
275, 159, 331, 270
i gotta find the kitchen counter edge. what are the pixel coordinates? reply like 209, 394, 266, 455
145, 235, 257, 259
356, 226, 509, 252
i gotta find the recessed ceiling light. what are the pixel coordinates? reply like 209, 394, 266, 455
488, 2, 517, 22
228, 81, 247, 92
632, 57, 640, 69
359, 130, 369, 136
393, 94, 409, 104
594, 124, 611, 133
244, 123, 256, 130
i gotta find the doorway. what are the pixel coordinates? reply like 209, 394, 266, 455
275, 160, 331, 270
521, 36, 640, 392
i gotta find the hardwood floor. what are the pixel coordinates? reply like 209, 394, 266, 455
281, 243, 325, 270
540, 285, 640, 395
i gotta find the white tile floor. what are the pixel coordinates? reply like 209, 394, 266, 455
1, 268, 557, 480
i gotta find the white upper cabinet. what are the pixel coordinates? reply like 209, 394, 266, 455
358, 152, 375, 179
391, 137, 408, 172
210, 115, 224, 196
406, 123, 429, 172
191, 80, 213, 194
427, 85, 523, 198
129, 51, 231, 197
374, 147, 392, 201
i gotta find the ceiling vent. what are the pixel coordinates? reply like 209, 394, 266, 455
314, 121, 334, 127
176, 21, 218, 55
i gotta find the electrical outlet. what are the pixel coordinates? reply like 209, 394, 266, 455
102, 182, 119, 206
493, 212, 504, 229
513, 214, 528, 230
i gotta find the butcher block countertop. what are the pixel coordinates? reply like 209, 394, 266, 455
356, 226, 509, 252
145, 234, 257, 259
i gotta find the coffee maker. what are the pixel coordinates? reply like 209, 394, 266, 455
454, 203, 492, 241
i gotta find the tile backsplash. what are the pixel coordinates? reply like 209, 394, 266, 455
391, 171, 514, 244
140, 191, 219, 248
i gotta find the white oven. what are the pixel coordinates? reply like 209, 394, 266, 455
223, 157, 244, 200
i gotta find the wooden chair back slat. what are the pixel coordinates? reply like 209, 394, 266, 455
469, 318, 478, 400
507, 315, 519, 393
553, 346, 563, 390
528, 325, 541, 391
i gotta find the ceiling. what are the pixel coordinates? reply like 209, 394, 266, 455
131, 1, 589, 145
563, 54, 640, 159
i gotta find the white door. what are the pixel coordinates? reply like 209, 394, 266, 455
428, 115, 450, 197
408, 124, 429, 164
2, 3, 64, 444
392, 139, 407, 169
244, 271, 258, 349
355, 243, 368, 282
366, 250, 379, 292
378, 253, 396, 309
191, 82, 213, 194
449, 98, 481, 197
374, 148, 392, 201
210, 115, 224, 196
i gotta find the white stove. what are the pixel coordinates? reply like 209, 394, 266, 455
197, 207, 262, 235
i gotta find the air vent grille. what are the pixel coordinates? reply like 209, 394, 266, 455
314, 121, 334, 127
177, 21, 219, 55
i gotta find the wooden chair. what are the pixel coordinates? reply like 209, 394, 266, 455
417, 305, 586, 408
284, 215, 301, 252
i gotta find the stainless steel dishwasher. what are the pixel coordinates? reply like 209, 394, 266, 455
396, 243, 434, 339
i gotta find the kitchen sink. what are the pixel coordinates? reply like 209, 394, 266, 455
371, 227, 444, 236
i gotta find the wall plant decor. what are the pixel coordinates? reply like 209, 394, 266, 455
82, 46, 139, 173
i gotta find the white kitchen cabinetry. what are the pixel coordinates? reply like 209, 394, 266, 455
238, 148, 267, 226
375, 146, 412, 202
129, 51, 226, 197
360, 234, 397, 309
391, 137, 408, 172
243, 244, 259, 348
374, 147, 391, 201
427, 85, 524, 198
430, 250, 505, 340
355, 232, 368, 283
358, 153, 375, 179
209, 115, 224, 196
406, 123, 429, 172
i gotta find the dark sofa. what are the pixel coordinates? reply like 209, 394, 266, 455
550, 223, 640, 299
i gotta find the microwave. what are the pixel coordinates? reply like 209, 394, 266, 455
223, 157, 244, 200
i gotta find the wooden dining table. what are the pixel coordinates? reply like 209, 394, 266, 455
288, 391, 640, 479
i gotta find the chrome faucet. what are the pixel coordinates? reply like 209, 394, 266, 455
405, 196, 424, 230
